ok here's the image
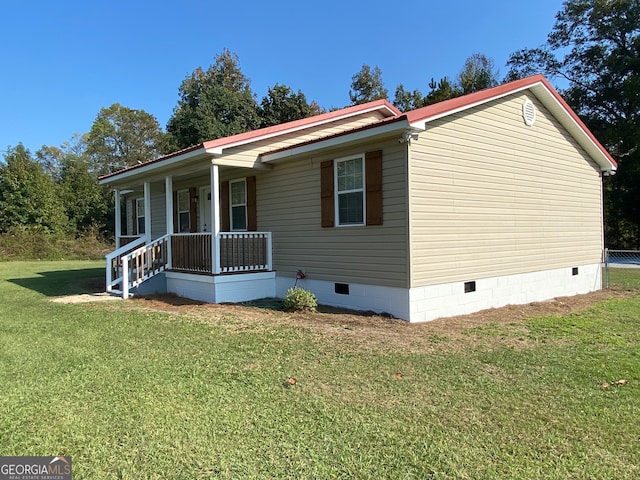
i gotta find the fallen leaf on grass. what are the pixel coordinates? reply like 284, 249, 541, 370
286, 377, 297, 385
601, 382, 610, 389
616, 379, 628, 386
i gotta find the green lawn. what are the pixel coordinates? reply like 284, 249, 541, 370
1, 261, 639, 479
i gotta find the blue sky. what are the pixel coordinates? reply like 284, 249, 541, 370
0, 0, 565, 154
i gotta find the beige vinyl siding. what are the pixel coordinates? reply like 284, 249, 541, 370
409, 92, 603, 287
215, 112, 391, 168
257, 140, 409, 288
150, 193, 166, 239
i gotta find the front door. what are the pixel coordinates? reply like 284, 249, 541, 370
199, 186, 212, 232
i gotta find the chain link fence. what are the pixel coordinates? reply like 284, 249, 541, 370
604, 249, 640, 289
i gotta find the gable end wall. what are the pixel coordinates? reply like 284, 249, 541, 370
409, 92, 604, 287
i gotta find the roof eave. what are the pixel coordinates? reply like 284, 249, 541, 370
98, 146, 209, 185
260, 119, 409, 163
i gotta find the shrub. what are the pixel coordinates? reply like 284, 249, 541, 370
284, 287, 317, 312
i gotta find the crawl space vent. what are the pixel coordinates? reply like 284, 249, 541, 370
522, 98, 537, 126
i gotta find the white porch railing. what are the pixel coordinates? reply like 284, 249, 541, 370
105, 236, 147, 293
105, 231, 272, 298
121, 234, 170, 299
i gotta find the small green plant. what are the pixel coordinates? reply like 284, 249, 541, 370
283, 287, 317, 312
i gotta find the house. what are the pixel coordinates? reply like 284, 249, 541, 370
99, 74, 617, 322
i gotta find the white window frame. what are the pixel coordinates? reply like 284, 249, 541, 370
135, 197, 145, 234
177, 189, 190, 233
334, 154, 366, 227
229, 178, 247, 231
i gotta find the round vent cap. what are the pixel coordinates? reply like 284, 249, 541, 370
522, 98, 537, 126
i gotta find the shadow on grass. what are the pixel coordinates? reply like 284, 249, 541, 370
8, 267, 105, 297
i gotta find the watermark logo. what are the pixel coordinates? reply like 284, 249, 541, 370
0, 456, 72, 480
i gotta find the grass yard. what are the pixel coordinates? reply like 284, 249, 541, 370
0, 261, 639, 479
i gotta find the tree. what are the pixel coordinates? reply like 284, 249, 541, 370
86, 103, 167, 175
258, 84, 316, 127
349, 64, 388, 105
0, 145, 67, 234
167, 49, 260, 149
393, 84, 426, 112
506, 0, 640, 248
38, 135, 113, 235
424, 77, 462, 105
458, 53, 499, 94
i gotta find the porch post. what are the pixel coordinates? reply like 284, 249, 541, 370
165, 176, 173, 269
210, 164, 221, 274
143, 181, 151, 241
114, 188, 121, 249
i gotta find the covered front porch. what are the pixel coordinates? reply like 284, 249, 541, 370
104, 162, 274, 300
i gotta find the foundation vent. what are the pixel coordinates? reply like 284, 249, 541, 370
464, 281, 476, 293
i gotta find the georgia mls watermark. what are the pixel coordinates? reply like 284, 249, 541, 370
0, 456, 71, 480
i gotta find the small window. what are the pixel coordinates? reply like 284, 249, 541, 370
135, 197, 145, 234
177, 190, 190, 232
335, 155, 365, 226
230, 179, 247, 231
464, 281, 476, 293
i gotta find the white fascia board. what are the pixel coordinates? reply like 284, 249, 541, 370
530, 86, 617, 172
261, 121, 409, 163
98, 147, 208, 185
408, 80, 616, 173
408, 83, 541, 131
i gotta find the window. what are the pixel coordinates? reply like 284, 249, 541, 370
230, 179, 247, 231
335, 155, 365, 226
321, 150, 382, 228
135, 197, 145, 234
177, 190, 190, 232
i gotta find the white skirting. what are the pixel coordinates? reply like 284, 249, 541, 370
276, 264, 602, 322
166, 271, 276, 303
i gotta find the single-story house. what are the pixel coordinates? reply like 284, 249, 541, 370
99, 74, 617, 322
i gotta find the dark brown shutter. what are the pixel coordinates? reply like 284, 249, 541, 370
131, 198, 137, 235
189, 187, 197, 232
220, 181, 230, 231
246, 176, 257, 231
365, 150, 383, 225
320, 160, 334, 227
172, 191, 178, 233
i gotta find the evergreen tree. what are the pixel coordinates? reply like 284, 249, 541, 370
259, 84, 315, 127
167, 49, 260, 149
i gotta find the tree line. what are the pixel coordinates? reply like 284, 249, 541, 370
1, 0, 638, 248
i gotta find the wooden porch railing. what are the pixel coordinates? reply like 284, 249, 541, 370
220, 232, 271, 273
119, 235, 143, 247
171, 233, 213, 273
105, 231, 272, 297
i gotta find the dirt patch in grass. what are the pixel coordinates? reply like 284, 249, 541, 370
109, 287, 637, 353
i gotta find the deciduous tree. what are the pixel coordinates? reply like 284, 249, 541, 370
0, 145, 67, 234
86, 103, 167, 175
349, 65, 388, 105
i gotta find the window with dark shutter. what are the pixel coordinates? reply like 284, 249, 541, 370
247, 176, 257, 231
321, 150, 382, 227
365, 150, 383, 225
321, 160, 335, 227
